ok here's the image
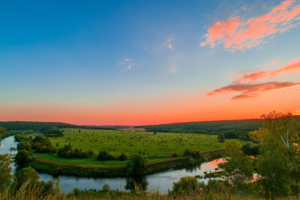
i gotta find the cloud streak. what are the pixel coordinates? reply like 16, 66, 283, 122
235, 59, 300, 83
207, 82, 300, 100
201, 0, 300, 51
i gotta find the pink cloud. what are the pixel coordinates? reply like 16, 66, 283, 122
236, 59, 300, 83
200, 42, 206, 46
207, 82, 300, 100
269, 60, 279, 65
200, 1, 300, 51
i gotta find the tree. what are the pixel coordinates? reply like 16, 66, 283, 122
12, 167, 40, 191
126, 154, 148, 175
0, 154, 14, 193
15, 150, 31, 165
217, 134, 225, 142
0, 127, 7, 146
218, 140, 253, 178
249, 111, 300, 198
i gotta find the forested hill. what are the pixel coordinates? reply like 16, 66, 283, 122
142, 119, 264, 135
0, 121, 116, 131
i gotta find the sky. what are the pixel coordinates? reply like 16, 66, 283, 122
1, 0, 300, 125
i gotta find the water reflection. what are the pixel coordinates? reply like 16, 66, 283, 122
125, 176, 149, 191
1, 136, 225, 193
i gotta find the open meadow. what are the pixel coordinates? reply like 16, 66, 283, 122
34, 128, 233, 165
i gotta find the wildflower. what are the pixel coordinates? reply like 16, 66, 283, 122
221, 176, 225, 179
240, 175, 244, 179
232, 185, 236, 188
263, 191, 265, 194
214, 174, 218, 176
231, 171, 235, 175
229, 176, 235, 181
234, 169, 240, 173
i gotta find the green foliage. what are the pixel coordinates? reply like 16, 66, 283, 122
172, 176, 198, 195
44, 130, 225, 159
58, 144, 93, 159
102, 183, 110, 193
73, 187, 80, 196
43, 129, 64, 137
31, 136, 57, 154
15, 150, 32, 165
0, 154, 14, 193
12, 167, 40, 191
126, 154, 149, 175
144, 119, 263, 136
172, 152, 178, 157
183, 149, 202, 159
249, 111, 300, 198
223, 130, 239, 139
218, 140, 254, 178
17, 142, 31, 151
241, 143, 259, 156
14, 134, 32, 142
97, 150, 115, 161
118, 152, 127, 161
217, 134, 225, 142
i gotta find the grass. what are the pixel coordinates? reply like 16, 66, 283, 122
34, 128, 228, 164
33, 129, 251, 167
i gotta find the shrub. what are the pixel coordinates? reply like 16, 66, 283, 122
97, 150, 114, 161
43, 129, 64, 137
217, 134, 225, 143
183, 149, 201, 159
126, 154, 148, 175
73, 188, 80, 196
172, 176, 198, 195
17, 142, 31, 151
119, 152, 127, 161
102, 183, 110, 193
15, 150, 31, 165
172, 152, 178, 157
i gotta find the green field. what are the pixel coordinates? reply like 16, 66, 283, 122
34, 128, 228, 164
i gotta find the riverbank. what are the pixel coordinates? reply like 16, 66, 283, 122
25, 154, 205, 177
23, 149, 223, 178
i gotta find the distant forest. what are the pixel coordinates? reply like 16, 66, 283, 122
0, 121, 116, 131
142, 119, 264, 134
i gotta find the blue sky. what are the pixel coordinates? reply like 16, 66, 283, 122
1, 0, 300, 125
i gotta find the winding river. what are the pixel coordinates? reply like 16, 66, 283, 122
0, 136, 224, 193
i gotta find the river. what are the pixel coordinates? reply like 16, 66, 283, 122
0, 136, 224, 193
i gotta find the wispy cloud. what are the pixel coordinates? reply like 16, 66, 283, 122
269, 60, 279, 65
126, 64, 133, 70
207, 81, 300, 100
119, 58, 134, 70
164, 38, 174, 50
235, 59, 300, 83
200, 0, 300, 52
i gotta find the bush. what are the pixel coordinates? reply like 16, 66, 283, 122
97, 150, 115, 161
172, 152, 178, 157
15, 150, 31, 165
125, 154, 148, 175
17, 142, 31, 151
102, 183, 110, 193
43, 129, 64, 137
184, 149, 201, 159
217, 134, 225, 143
58, 144, 93, 159
119, 152, 127, 161
73, 188, 80, 196
172, 176, 198, 195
